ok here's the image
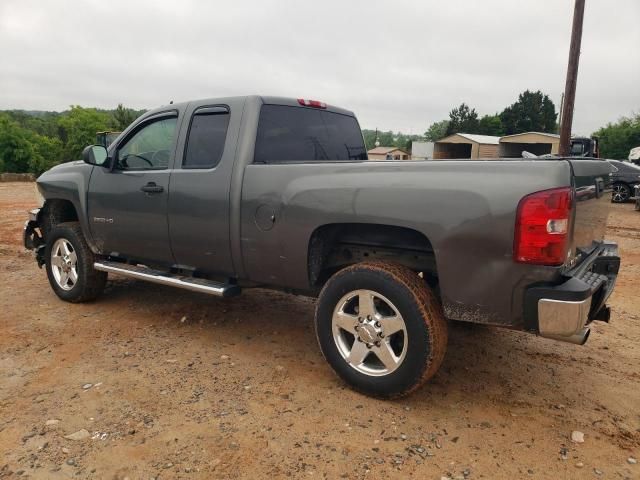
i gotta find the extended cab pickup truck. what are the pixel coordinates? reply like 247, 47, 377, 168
24, 96, 620, 398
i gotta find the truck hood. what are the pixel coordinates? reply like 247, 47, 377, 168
37, 160, 92, 182
41, 160, 86, 174
36, 160, 94, 202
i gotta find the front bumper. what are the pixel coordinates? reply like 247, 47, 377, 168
524, 242, 619, 345
23, 208, 45, 266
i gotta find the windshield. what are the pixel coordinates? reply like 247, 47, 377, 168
570, 142, 585, 156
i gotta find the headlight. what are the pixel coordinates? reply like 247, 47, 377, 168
34, 184, 45, 207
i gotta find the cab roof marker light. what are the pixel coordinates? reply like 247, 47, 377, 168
297, 99, 327, 109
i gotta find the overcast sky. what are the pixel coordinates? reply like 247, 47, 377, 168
1, 0, 638, 135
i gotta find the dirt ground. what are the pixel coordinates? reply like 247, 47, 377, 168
0, 181, 638, 480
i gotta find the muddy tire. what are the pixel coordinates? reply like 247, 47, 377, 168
315, 261, 447, 398
45, 222, 107, 303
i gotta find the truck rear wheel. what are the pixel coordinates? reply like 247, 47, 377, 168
45, 222, 107, 303
315, 261, 447, 398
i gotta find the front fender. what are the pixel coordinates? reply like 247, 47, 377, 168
36, 161, 98, 252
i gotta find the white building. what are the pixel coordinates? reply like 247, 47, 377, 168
411, 141, 434, 160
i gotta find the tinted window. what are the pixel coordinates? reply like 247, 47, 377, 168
254, 105, 367, 163
183, 108, 230, 169
117, 116, 177, 170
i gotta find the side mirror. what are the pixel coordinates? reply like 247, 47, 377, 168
82, 145, 109, 167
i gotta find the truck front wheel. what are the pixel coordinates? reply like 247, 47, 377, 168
45, 222, 107, 303
315, 261, 447, 398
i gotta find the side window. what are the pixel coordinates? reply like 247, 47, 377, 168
116, 116, 177, 170
183, 107, 230, 169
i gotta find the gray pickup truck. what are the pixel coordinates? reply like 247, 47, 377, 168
24, 96, 620, 398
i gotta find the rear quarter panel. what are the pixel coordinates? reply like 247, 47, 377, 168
240, 159, 573, 328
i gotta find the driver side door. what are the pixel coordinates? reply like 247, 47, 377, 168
88, 111, 179, 265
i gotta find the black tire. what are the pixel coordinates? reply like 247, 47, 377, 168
315, 261, 448, 399
611, 183, 631, 203
45, 222, 107, 303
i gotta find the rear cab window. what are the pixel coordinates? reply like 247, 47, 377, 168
254, 105, 367, 163
183, 106, 230, 169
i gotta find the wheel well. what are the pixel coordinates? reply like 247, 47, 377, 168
308, 223, 438, 290
40, 199, 79, 238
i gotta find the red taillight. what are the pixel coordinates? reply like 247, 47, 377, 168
297, 98, 327, 109
514, 187, 573, 266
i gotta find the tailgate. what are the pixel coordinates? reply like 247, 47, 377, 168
568, 159, 616, 259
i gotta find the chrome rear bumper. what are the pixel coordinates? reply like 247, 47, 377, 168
524, 242, 619, 345
538, 297, 591, 345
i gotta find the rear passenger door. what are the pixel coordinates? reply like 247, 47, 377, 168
167, 102, 238, 276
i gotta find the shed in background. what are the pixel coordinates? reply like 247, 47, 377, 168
434, 133, 500, 159
411, 141, 434, 160
499, 132, 560, 158
367, 147, 411, 160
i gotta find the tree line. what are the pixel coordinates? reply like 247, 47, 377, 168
364, 89, 639, 160
424, 90, 558, 141
0, 105, 143, 175
1, 94, 639, 175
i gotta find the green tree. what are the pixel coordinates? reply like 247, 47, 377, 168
361, 129, 422, 152
424, 120, 449, 141
477, 114, 503, 136
0, 114, 35, 173
500, 90, 557, 135
30, 134, 64, 175
112, 103, 138, 131
57, 106, 112, 160
446, 103, 479, 135
593, 113, 640, 159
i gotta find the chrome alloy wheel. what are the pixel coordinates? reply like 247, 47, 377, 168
50, 238, 78, 291
331, 289, 408, 376
612, 184, 629, 202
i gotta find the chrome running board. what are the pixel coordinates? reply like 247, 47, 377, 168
94, 261, 240, 298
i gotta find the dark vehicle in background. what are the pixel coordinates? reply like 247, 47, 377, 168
96, 131, 121, 148
570, 136, 599, 158
608, 160, 640, 203
23, 95, 620, 398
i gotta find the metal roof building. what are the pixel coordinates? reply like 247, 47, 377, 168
434, 133, 500, 160
367, 147, 410, 160
499, 132, 560, 157
411, 141, 435, 160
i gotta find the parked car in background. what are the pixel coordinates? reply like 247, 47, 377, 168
608, 160, 640, 203
629, 146, 640, 165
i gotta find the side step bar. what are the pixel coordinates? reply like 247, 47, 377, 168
94, 261, 240, 298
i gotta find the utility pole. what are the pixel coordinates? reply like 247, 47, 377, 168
559, 0, 586, 156
557, 92, 565, 134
